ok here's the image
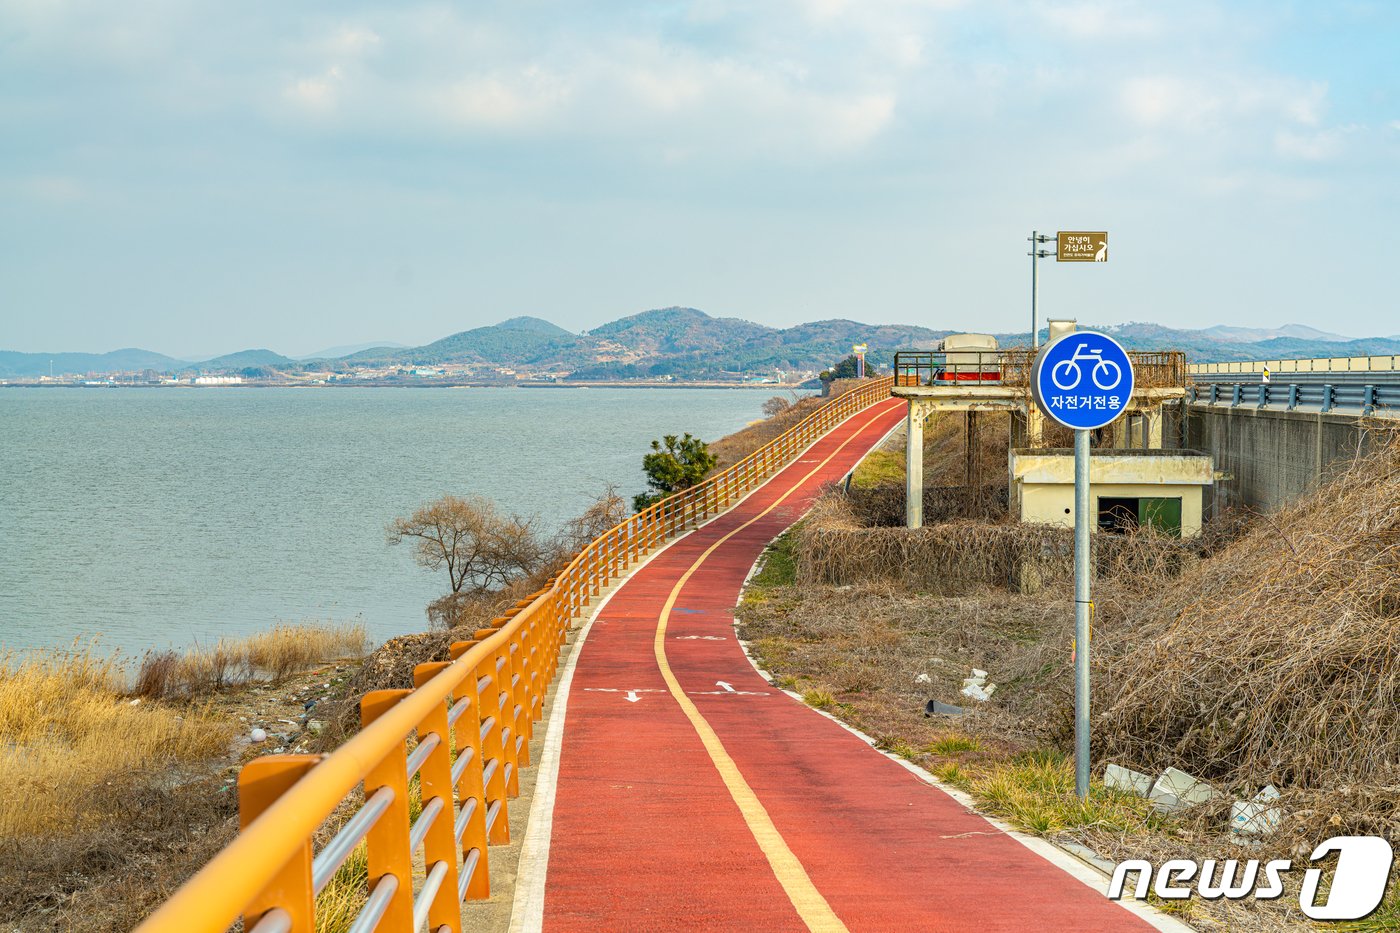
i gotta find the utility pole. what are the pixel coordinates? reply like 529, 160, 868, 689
1029, 231, 1053, 348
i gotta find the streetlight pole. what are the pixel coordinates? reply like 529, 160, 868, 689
1029, 231, 1052, 348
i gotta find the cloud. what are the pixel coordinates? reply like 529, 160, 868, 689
1118, 74, 1330, 133
1274, 127, 1348, 161
1036, 1, 1165, 40
435, 67, 575, 129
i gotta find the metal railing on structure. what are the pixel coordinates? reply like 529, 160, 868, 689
136, 375, 896, 933
1190, 355, 1400, 376
893, 350, 1185, 390
1187, 381, 1399, 417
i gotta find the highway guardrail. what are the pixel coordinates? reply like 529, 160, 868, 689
1187, 381, 1398, 417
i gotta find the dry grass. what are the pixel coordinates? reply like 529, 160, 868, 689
0, 646, 233, 841
1095, 427, 1400, 847
0, 645, 237, 925
708, 395, 827, 468
797, 492, 1198, 594
134, 621, 368, 699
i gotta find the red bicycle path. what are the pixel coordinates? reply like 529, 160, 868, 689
540, 397, 1160, 932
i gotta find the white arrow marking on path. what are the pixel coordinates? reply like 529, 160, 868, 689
688, 690, 770, 696
583, 687, 665, 704
716, 681, 735, 693
674, 635, 727, 641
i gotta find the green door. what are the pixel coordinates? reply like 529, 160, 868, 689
1139, 497, 1182, 536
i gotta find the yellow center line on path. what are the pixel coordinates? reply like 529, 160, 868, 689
651, 403, 896, 933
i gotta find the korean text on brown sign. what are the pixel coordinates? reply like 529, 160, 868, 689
1057, 231, 1108, 262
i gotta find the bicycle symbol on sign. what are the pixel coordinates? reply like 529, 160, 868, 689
1051, 342, 1123, 391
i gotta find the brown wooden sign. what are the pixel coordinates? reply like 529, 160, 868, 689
1057, 231, 1108, 262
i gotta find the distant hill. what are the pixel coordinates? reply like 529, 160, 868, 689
341, 316, 584, 367
7, 309, 1400, 380
0, 348, 190, 378
295, 341, 406, 360
199, 349, 297, 370
1199, 324, 1352, 343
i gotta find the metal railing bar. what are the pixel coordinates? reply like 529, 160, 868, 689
457, 848, 482, 901
454, 796, 478, 844
345, 872, 399, 933
408, 795, 444, 854
479, 716, 496, 743
485, 799, 502, 834
450, 746, 475, 786
413, 860, 450, 932
447, 696, 471, 727
504, 762, 513, 788
406, 732, 441, 782
248, 908, 292, 933
482, 758, 499, 788
311, 786, 395, 895
476, 675, 493, 693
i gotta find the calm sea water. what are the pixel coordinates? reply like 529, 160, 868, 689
0, 387, 772, 656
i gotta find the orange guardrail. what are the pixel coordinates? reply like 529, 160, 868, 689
136, 375, 895, 933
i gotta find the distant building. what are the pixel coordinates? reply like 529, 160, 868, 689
194, 375, 244, 386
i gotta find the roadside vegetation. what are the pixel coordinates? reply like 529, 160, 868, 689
133, 621, 367, 699
739, 413, 1400, 931
0, 621, 367, 930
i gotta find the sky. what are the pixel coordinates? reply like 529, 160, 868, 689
2, 1, 1398, 358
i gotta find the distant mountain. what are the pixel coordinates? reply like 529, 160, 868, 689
295, 341, 406, 360
1199, 324, 1352, 343
199, 349, 296, 370
1087, 322, 1400, 362
0, 348, 190, 378
341, 316, 583, 366
7, 310, 1399, 380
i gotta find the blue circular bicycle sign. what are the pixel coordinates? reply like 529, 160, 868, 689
1031, 331, 1135, 430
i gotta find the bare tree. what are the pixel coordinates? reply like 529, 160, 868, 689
762, 395, 793, 418
555, 483, 629, 556
388, 494, 543, 595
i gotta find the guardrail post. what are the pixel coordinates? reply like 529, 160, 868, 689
1231, 384, 1242, 407
491, 643, 523, 798
1322, 384, 1335, 413
1209, 384, 1219, 404
446, 644, 492, 899
472, 654, 512, 844
360, 690, 416, 931
1364, 384, 1376, 416
1257, 384, 1267, 408
410, 665, 465, 933
238, 755, 320, 933
1288, 384, 1299, 410
509, 636, 533, 761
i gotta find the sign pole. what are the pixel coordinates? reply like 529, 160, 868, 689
1073, 427, 1092, 798
1031, 324, 1127, 802
1031, 230, 1040, 348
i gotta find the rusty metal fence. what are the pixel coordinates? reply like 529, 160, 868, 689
136, 375, 895, 933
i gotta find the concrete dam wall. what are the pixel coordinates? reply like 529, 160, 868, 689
1165, 402, 1382, 513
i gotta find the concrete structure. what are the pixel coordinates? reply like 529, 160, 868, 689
1163, 401, 1380, 513
893, 341, 1189, 528
1009, 448, 1215, 537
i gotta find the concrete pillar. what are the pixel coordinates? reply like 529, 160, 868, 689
906, 401, 923, 528
1027, 406, 1045, 448
964, 411, 978, 489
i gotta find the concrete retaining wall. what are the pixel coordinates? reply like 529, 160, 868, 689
1165, 402, 1376, 513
